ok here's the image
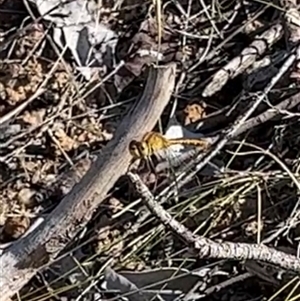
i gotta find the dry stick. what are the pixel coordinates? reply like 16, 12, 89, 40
0, 63, 177, 301
0, 61, 126, 150
0, 88, 45, 126
127, 172, 300, 272
202, 23, 283, 97
0, 42, 69, 127
235, 91, 300, 136
0, 4, 59, 53
200, 272, 261, 298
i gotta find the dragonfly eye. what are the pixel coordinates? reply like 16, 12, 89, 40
129, 140, 142, 158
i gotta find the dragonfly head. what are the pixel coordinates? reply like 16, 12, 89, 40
129, 140, 150, 159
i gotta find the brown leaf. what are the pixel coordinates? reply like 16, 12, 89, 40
2, 215, 30, 240
183, 102, 207, 125
18, 188, 37, 207
54, 128, 77, 151
22, 109, 46, 126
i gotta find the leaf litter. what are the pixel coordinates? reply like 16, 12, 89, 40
0, 0, 300, 300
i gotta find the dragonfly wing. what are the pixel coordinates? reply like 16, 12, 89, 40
164, 118, 206, 139
153, 145, 185, 167
153, 146, 179, 161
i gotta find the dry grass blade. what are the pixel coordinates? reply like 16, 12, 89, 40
0, 63, 176, 301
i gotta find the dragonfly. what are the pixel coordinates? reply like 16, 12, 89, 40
128, 131, 211, 173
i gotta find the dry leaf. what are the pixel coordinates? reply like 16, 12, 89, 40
22, 109, 46, 126
54, 128, 77, 151
18, 188, 37, 207
5, 86, 26, 104
183, 102, 207, 125
2, 215, 30, 240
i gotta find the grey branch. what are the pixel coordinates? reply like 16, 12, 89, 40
0, 63, 177, 301
127, 172, 300, 272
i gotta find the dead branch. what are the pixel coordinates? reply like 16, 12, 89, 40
0, 63, 177, 301
235, 90, 300, 136
127, 172, 300, 272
